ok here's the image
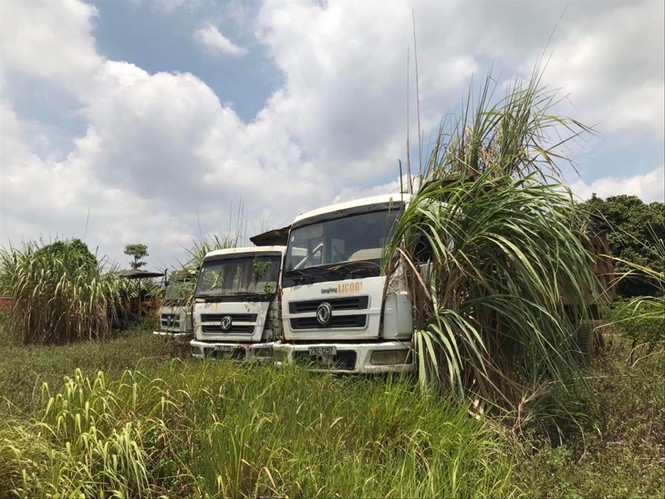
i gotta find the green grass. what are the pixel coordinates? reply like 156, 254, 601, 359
0, 315, 178, 414
0, 316, 517, 498
514, 333, 665, 498
1, 315, 662, 498
605, 297, 665, 355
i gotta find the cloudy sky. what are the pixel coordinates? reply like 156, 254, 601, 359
1, 0, 663, 271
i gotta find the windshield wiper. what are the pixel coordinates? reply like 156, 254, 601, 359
284, 268, 317, 285
330, 261, 381, 278
284, 261, 381, 284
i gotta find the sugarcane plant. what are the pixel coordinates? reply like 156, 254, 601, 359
0, 239, 121, 344
385, 70, 605, 407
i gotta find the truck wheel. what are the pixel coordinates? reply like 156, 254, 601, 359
576, 323, 594, 360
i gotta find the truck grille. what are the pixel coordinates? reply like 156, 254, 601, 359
288, 296, 370, 331
289, 296, 369, 314
200, 313, 258, 335
160, 313, 180, 329
291, 314, 367, 330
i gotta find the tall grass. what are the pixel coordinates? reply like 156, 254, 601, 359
607, 232, 665, 357
179, 234, 238, 276
0, 239, 121, 344
386, 71, 604, 407
0, 364, 518, 498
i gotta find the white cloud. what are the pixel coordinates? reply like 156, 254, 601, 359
543, 0, 664, 139
333, 178, 405, 204
0, 0, 102, 95
1, 0, 663, 268
570, 166, 665, 203
193, 23, 247, 58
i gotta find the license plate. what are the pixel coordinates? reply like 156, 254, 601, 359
214, 344, 234, 352
308, 346, 336, 356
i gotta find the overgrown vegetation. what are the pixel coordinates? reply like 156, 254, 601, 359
606, 297, 665, 357
0, 239, 121, 344
155, 235, 237, 311
513, 336, 664, 499
179, 234, 238, 276
580, 194, 665, 297
1, 317, 662, 497
1, 66, 661, 497
513, 232, 664, 497
387, 72, 602, 406
0, 333, 517, 497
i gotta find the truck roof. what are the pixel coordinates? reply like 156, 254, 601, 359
292, 193, 411, 228
203, 245, 286, 261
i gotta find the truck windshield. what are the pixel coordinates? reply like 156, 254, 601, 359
285, 208, 400, 274
195, 255, 281, 299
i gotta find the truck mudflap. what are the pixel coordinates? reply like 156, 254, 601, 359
273, 341, 415, 374
190, 339, 277, 362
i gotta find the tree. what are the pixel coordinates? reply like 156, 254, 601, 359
124, 243, 149, 270
580, 194, 665, 297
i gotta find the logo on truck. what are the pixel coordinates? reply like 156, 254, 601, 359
316, 302, 333, 326
320, 282, 363, 295
220, 315, 233, 332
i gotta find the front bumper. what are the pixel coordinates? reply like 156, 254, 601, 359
190, 339, 276, 361
273, 341, 415, 374
152, 330, 192, 343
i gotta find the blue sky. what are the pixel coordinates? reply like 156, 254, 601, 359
1, 0, 663, 271
90, 0, 277, 121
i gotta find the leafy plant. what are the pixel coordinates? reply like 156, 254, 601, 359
252, 256, 270, 280
180, 234, 238, 276
386, 71, 603, 407
605, 234, 665, 358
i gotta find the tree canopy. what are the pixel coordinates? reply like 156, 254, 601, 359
580, 194, 664, 297
34, 239, 98, 272
124, 244, 149, 270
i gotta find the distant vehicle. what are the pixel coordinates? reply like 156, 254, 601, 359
152, 270, 195, 342
190, 246, 286, 360
114, 269, 164, 329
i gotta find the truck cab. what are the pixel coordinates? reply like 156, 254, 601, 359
190, 246, 286, 360
152, 272, 195, 342
274, 194, 415, 373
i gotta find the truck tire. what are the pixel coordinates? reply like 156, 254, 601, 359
576, 323, 594, 359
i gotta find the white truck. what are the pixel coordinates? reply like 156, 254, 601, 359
189, 246, 286, 360
274, 194, 415, 373
152, 271, 195, 342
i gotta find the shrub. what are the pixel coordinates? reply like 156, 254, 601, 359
607, 298, 665, 353
0, 239, 120, 344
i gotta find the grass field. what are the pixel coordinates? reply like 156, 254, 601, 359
0, 315, 663, 498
